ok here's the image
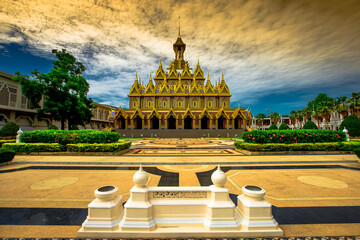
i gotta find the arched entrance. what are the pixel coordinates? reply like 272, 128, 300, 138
168, 116, 176, 129
134, 116, 142, 129
150, 116, 159, 129
201, 116, 209, 129
234, 116, 242, 129
218, 116, 224, 129
184, 115, 193, 129
117, 116, 126, 129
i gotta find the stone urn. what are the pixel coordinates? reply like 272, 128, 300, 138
94, 185, 118, 201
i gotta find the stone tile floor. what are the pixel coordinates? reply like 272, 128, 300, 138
0, 138, 359, 238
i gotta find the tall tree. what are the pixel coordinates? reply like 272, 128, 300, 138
348, 92, 360, 117
14, 49, 94, 130
270, 112, 281, 125
335, 96, 349, 120
255, 113, 266, 129
289, 110, 297, 129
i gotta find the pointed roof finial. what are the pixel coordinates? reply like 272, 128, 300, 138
221, 67, 225, 83
178, 16, 181, 38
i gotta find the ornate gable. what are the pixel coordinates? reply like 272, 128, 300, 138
183, 107, 195, 119
147, 108, 161, 119
131, 108, 144, 119
216, 108, 229, 119
165, 108, 178, 119
199, 108, 212, 119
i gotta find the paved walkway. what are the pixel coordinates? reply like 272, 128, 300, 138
0, 146, 359, 238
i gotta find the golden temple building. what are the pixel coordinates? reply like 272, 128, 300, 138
110, 28, 251, 137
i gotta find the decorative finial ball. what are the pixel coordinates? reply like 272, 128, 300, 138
17, 128, 23, 135
133, 165, 148, 188
343, 127, 348, 133
211, 165, 227, 187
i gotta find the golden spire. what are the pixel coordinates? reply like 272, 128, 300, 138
134, 71, 138, 84
221, 68, 225, 84
178, 16, 181, 38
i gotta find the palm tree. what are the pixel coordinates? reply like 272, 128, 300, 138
302, 107, 313, 121
255, 113, 266, 129
348, 92, 360, 117
319, 105, 333, 129
270, 112, 281, 125
335, 96, 349, 120
289, 110, 297, 129
296, 110, 304, 128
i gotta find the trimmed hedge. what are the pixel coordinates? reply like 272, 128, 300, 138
0, 148, 16, 163
0, 139, 15, 147
67, 142, 132, 152
340, 114, 360, 137
235, 141, 360, 152
302, 120, 318, 129
20, 130, 120, 145
242, 129, 346, 144
0, 121, 20, 137
354, 148, 360, 159
268, 124, 278, 130
279, 123, 290, 130
48, 124, 58, 130
2, 143, 65, 153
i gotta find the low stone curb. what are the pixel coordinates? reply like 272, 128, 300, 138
235, 148, 354, 155
14, 148, 130, 156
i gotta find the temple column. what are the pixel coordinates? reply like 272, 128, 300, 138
142, 119, 145, 129
148, 118, 151, 129
243, 119, 246, 129
175, 117, 178, 129
131, 119, 134, 129
165, 118, 168, 129
215, 119, 218, 129
125, 118, 128, 129
232, 119, 234, 129
192, 118, 195, 129
226, 119, 229, 129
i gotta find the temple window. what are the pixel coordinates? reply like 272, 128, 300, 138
163, 101, 167, 108
208, 101, 212, 108
178, 101, 182, 108
133, 102, 137, 108
223, 101, 227, 107
193, 101, 197, 108
148, 101, 151, 108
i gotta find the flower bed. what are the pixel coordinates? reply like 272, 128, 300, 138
67, 142, 132, 152
234, 141, 360, 152
20, 130, 120, 145
242, 130, 346, 144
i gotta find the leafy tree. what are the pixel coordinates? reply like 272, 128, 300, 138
255, 113, 266, 129
302, 120, 318, 129
0, 121, 20, 137
14, 49, 94, 130
270, 112, 281, 125
339, 114, 360, 137
48, 124, 59, 130
296, 110, 304, 128
279, 122, 290, 130
307, 93, 334, 128
268, 124, 278, 130
302, 107, 313, 121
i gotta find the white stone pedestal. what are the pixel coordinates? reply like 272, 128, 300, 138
237, 185, 282, 234
80, 186, 123, 232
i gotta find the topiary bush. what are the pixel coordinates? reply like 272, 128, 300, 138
354, 148, 360, 159
279, 123, 290, 130
268, 124, 278, 130
242, 129, 346, 144
0, 148, 16, 163
340, 114, 360, 137
20, 130, 120, 145
48, 124, 58, 130
302, 120, 318, 129
0, 121, 20, 137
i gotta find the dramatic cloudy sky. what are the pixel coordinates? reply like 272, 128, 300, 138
1, 0, 360, 115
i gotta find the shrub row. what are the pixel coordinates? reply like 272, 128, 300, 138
354, 148, 360, 158
67, 142, 132, 152
234, 141, 360, 152
2, 141, 131, 153
242, 129, 346, 144
0, 139, 15, 147
20, 130, 120, 145
0, 148, 16, 163
2, 143, 65, 153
